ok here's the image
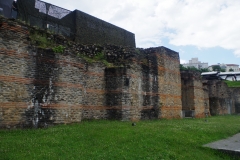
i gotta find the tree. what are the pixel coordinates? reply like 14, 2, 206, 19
180, 64, 210, 73
200, 68, 210, 73
220, 68, 226, 72
180, 64, 188, 71
229, 68, 234, 72
187, 66, 199, 71
212, 65, 221, 71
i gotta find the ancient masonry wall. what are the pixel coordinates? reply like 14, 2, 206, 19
0, 20, 85, 127
0, 19, 32, 127
231, 88, 240, 114
202, 81, 210, 116
154, 48, 182, 118
207, 80, 236, 115
0, 17, 183, 128
126, 51, 160, 120
181, 71, 208, 118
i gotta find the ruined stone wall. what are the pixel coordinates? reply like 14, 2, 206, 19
0, 19, 85, 127
231, 88, 240, 114
0, 17, 183, 128
0, 18, 34, 128
151, 48, 182, 118
181, 71, 208, 118
202, 81, 210, 116
126, 52, 160, 120
207, 80, 235, 115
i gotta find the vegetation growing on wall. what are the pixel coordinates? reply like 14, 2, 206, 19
52, 45, 65, 53
76, 52, 113, 67
29, 30, 56, 49
28, 24, 137, 68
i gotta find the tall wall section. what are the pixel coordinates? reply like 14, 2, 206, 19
0, 17, 32, 127
0, 18, 85, 127
126, 50, 161, 120
0, 17, 182, 128
152, 48, 182, 118
231, 88, 240, 114
181, 71, 208, 118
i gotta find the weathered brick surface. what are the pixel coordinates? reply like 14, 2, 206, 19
0, 16, 186, 128
181, 71, 207, 118
206, 80, 236, 115
154, 48, 182, 118
231, 88, 240, 114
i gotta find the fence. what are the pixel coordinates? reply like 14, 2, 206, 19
17, 0, 74, 38
0, 0, 14, 18
16, 0, 135, 47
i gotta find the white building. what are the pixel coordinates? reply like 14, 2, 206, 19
208, 64, 224, 71
182, 58, 208, 69
209, 64, 239, 72
226, 64, 239, 72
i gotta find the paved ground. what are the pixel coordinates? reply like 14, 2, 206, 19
204, 133, 240, 156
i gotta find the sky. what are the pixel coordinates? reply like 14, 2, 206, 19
42, 0, 240, 66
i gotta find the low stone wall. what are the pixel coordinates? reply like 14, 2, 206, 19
206, 80, 237, 115
231, 88, 240, 114
0, 17, 184, 128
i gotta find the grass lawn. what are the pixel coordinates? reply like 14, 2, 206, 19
225, 80, 240, 87
1, 115, 240, 160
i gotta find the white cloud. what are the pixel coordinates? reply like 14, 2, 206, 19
44, 0, 240, 57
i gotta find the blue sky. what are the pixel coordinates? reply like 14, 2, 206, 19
43, 0, 240, 66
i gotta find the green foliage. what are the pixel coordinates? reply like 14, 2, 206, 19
221, 68, 226, 72
180, 64, 188, 71
135, 48, 141, 54
77, 53, 94, 63
229, 68, 234, 72
52, 45, 65, 54
77, 52, 113, 67
180, 64, 209, 73
199, 68, 210, 73
212, 65, 222, 72
93, 52, 105, 61
29, 31, 54, 49
102, 60, 113, 67
0, 116, 240, 159
224, 80, 240, 87
187, 66, 199, 71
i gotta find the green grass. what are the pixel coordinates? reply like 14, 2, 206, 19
225, 80, 240, 87
1, 115, 240, 160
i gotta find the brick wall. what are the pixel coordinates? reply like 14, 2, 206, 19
0, 17, 184, 128
231, 88, 240, 114
207, 80, 235, 115
154, 48, 182, 118
181, 71, 208, 118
